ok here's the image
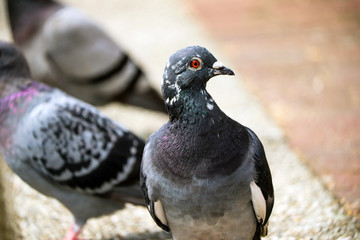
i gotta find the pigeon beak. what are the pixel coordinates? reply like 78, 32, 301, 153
211, 61, 235, 76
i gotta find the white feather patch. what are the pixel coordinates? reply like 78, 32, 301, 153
154, 200, 168, 227
206, 102, 214, 110
250, 181, 266, 224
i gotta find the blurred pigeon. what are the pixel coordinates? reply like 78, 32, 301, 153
140, 46, 274, 240
0, 41, 146, 240
6, 0, 166, 112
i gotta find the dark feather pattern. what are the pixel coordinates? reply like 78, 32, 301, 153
26, 100, 144, 194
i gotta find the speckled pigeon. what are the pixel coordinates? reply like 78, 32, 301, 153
0, 41, 146, 240
6, 0, 165, 112
140, 46, 274, 240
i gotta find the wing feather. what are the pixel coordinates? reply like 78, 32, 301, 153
246, 127, 274, 236
18, 92, 144, 194
43, 7, 123, 81
140, 142, 170, 232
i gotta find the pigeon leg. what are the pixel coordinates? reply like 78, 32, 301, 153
62, 224, 85, 240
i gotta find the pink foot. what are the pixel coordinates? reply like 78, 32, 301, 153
62, 225, 85, 240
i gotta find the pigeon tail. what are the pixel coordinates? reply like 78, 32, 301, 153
115, 75, 166, 113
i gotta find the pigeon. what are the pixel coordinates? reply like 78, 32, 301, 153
140, 46, 274, 240
0, 41, 146, 240
6, 0, 166, 112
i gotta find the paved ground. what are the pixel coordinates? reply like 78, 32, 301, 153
186, 0, 360, 218
0, 0, 359, 239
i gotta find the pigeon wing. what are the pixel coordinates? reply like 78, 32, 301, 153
140, 142, 170, 232
246, 127, 274, 236
42, 7, 127, 82
19, 94, 143, 195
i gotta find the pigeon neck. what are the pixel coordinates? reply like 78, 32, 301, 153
166, 88, 222, 125
0, 80, 47, 111
0, 81, 50, 151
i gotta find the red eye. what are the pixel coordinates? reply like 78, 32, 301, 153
190, 59, 201, 68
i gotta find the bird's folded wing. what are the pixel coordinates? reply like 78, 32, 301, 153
246, 127, 274, 236
140, 143, 170, 232
18, 94, 143, 195
42, 7, 124, 81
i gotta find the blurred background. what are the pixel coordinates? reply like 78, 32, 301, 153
188, 0, 360, 217
0, 0, 359, 239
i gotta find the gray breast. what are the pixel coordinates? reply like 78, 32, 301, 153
157, 164, 257, 240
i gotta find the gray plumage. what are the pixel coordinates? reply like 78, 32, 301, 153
140, 46, 274, 240
6, 0, 165, 112
0, 41, 145, 240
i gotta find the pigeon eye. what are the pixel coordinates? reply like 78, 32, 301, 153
189, 58, 202, 70
190, 60, 200, 68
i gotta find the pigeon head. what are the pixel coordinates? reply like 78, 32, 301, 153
0, 41, 31, 79
162, 46, 234, 118
7, 0, 62, 45
162, 46, 234, 95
